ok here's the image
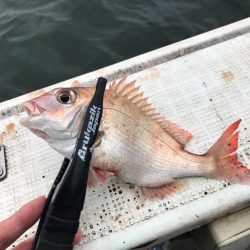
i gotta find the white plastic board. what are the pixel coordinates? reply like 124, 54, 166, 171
0, 18, 250, 250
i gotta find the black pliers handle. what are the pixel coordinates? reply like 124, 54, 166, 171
32, 77, 107, 250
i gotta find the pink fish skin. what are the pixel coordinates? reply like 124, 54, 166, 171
20, 78, 250, 199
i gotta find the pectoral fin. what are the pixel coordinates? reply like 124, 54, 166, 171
88, 166, 115, 186
87, 167, 99, 187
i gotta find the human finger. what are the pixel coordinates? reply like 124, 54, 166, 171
0, 196, 46, 250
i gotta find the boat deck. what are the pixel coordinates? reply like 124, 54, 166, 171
0, 18, 250, 250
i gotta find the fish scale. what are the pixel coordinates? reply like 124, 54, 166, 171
20, 77, 250, 198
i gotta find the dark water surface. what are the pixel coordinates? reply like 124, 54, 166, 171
0, 0, 249, 101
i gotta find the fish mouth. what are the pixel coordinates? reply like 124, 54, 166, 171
20, 102, 49, 139
22, 101, 46, 116
22, 102, 33, 115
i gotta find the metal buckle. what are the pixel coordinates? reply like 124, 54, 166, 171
0, 145, 7, 181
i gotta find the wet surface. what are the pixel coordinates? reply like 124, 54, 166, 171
0, 0, 249, 101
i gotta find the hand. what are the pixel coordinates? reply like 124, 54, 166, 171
0, 196, 82, 250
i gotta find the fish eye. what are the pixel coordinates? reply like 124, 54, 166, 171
56, 89, 76, 104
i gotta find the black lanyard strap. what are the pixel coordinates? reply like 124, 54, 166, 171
32, 77, 107, 250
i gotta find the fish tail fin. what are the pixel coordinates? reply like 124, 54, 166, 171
207, 119, 250, 184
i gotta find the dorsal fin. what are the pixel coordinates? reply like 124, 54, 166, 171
108, 77, 193, 146
160, 120, 193, 145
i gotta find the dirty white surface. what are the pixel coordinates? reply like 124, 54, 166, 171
201, 207, 250, 250
0, 18, 250, 250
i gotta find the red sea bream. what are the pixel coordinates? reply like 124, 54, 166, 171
20, 78, 250, 198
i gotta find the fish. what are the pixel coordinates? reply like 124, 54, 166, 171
20, 78, 250, 199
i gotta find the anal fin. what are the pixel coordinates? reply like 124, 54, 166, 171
141, 180, 187, 199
